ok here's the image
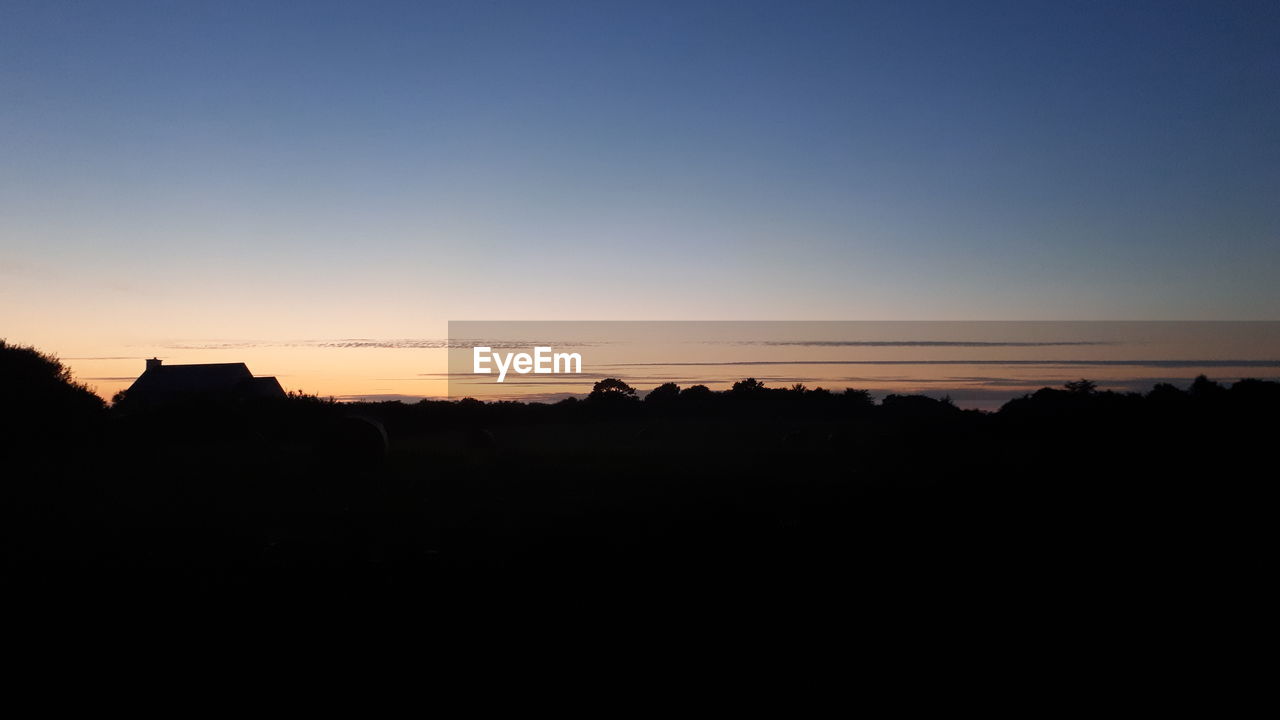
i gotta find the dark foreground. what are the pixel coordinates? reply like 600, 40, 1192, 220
4, 367, 1273, 599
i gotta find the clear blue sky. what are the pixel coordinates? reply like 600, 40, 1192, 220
3, 0, 1278, 350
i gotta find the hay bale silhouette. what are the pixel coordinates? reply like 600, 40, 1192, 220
321, 415, 389, 467
464, 427, 496, 451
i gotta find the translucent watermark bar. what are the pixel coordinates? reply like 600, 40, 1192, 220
447, 321, 1280, 410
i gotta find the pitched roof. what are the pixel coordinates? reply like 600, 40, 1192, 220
240, 375, 285, 398
127, 362, 253, 396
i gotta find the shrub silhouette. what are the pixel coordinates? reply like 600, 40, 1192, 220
0, 339, 104, 450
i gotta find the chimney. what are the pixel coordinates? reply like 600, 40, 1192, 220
146, 357, 162, 372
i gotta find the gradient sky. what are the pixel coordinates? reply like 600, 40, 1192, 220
2, 1, 1279, 399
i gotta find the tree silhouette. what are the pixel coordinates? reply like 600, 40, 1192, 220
589, 378, 638, 401
680, 384, 713, 400
1064, 379, 1097, 394
645, 382, 680, 404
843, 388, 874, 409
1190, 374, 1226, 399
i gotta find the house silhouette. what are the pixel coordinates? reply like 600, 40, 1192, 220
122, 358, 285, 406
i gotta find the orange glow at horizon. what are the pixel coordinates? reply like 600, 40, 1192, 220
22, 321, 1280, 412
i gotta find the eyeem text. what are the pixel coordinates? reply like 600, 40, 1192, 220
472, 346, 583, 382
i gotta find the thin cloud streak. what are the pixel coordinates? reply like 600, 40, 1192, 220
729, 340, 1119, 347
604, 359, 1280, 368
160, 339, 451, 350
159, 338, 608, 350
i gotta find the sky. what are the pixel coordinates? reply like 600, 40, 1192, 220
2, 1, 1278, 401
